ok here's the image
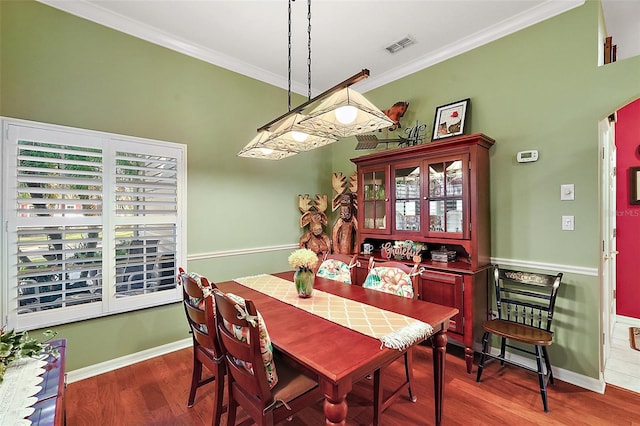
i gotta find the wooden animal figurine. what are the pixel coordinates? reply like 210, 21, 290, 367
382, 101, 409, 131
331, 172, 358, 255
298, 194, 331, 255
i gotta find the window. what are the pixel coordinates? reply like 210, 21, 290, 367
2, 118, 186, 330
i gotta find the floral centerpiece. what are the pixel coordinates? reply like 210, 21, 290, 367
0, 327, 57, 383
288, 248, 319, 298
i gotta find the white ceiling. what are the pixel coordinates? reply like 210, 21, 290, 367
38, 0, 635, 97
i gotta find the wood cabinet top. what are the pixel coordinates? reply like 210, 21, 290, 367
351, 133, 495, 165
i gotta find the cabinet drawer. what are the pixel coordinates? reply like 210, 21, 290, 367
420, 270, 463, 333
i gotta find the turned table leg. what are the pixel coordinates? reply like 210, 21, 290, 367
432, 330, 448, 426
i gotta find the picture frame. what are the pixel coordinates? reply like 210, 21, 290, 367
432, 98, 470, 140
630, 167, 640, 205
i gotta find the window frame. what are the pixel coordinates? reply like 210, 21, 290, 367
1, 117, 187, 331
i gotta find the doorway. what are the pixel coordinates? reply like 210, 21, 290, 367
601, 97, 640, 393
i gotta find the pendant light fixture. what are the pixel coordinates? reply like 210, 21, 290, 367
298, 87, 395, 137
236, 130, 297, 160
238, 0, 392, 160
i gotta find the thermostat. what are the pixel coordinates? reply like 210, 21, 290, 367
517, 150, 538, 163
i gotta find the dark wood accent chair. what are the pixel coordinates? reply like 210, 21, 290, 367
315, 252, 360, 284
212, 289, 323, 425
364, 257, 423, 425
476, 265, 563, 412
179, 267, 225, 425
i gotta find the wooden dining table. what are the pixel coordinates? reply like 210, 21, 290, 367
217, 271, 458, 425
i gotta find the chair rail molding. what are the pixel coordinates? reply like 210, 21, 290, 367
188, 243, 299, 261
490, 257, 598, 277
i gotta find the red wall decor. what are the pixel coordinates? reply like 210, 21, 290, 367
616, 98, 640, 319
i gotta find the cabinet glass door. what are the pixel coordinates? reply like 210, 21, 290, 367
394, 166, 421, 232
363, 170, 387, 230
428, 160, 464, 235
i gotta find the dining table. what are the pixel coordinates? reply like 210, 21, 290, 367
217, 271, 459, 426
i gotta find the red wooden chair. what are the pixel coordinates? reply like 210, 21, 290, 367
364, 258, 423, 425
179, 267, 225, 425
213, 289, 323, 425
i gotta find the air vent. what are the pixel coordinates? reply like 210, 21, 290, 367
385, 36, 416, 54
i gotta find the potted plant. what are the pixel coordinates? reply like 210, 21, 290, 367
0, 327, 57, 382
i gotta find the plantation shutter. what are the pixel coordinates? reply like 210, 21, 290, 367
3, 119, 185, 330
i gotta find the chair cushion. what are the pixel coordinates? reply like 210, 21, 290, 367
363, 267, 414, 298
316, 259, 352, 284
223, 293, 278, 389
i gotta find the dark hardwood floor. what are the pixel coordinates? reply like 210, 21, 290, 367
66, 343, 640, 425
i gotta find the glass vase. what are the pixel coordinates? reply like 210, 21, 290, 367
294, 267, 315, 298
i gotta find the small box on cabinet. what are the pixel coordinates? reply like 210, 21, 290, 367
431, 246, 457, 262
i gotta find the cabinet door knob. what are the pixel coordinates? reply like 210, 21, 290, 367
385, 198, 389, 202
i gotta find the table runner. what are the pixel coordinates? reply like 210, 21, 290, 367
234, 274, 434, 351
0, 356, 48, 426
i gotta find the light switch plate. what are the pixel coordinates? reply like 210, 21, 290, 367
562, 215, 574, 231
561, 184, 575, 201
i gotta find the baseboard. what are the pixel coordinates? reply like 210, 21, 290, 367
616, 315, 640, 328
66, 338, 192, 383
482, 349, 605, 394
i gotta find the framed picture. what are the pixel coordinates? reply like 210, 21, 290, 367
631, 167, 640, 205
432, 98, 470, 140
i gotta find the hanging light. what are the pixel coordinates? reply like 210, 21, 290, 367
260, 113, 338, 152
238, 0, 392, 160
237, 130, 297, 160
298, 87, 394, 137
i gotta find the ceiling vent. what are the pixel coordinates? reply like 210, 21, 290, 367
385, 36, 416, 54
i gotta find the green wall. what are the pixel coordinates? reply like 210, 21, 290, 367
2, 0, 639, 379
0, 0, 330, 370
331, 0, 640, 379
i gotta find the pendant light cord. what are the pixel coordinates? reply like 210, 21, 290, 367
307, 0, 312, 101
287, 0, 293, 112
288, 0, 312, 108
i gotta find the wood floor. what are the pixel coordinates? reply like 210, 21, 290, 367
66, 343, 640, 425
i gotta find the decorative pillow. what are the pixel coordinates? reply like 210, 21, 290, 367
363, 267, 414, 299
223, 293, 278, 389
316, 259, 352, 284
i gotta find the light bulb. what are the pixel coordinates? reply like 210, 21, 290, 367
291, 131, 309, 142
335, 105, 358, 124
260, 148, 273, 155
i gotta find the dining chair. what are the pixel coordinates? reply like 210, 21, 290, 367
363, 257, 424, 425
178, 267, 225, 425
315, 252, 360, 284
476, 265, 563, 412
213, 289, 324, 425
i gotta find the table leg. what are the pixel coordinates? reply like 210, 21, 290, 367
321, 380, 349, 426
464, 346, 474, 373
431, 330, 448, 426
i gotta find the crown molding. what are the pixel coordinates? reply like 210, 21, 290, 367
37, 0, 584, 95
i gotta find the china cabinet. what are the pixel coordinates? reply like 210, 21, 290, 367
351, 133, 494, 373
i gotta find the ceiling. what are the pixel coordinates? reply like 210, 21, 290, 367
38, 0, 634, 97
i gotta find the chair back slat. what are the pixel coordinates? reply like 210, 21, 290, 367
494, 266, 562, 332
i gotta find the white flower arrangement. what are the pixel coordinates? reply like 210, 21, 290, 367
288, 248, 319, 271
